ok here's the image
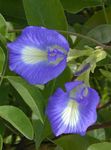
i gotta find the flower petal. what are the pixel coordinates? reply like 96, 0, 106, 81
9, 53, 67, 84
46, 88, 69, 136
77, 87, 100, 133
46, 81, 100, 136
65, 81, 83, 92
7, 26, 69, 84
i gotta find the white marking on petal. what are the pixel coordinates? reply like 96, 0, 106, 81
21, 46, 47, 64
61, 100, 79, 128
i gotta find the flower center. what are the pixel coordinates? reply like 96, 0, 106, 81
21, 46, 47, 64
48, 46, 67, 64
69, 84, 88, 101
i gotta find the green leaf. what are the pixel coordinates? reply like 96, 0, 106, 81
6, 22, 16, 41
98, 109, 111, 139
23, 0, 67, 30
0, 0, 26, 25
88, 128, 106, 141
0, 81, 9, 105
7, 76, 44, 123
43, 67, 72, 100
0, 47, 5, 74
0, 135, 3, 150
55, 134, 99, 150
87, 24, 111, 44
87, 142, 111, 150
0, 13, 7, 35
77, 24, 111, 48
0, 105, 34, 140
86, 7, 111, 28
60, 0, 102, 13
100, 69, 111, 81
32, 116, 52, 149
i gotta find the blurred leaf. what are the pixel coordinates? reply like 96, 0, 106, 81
7, 76, 44, 123
60, 0, 102, 13
77, 24, 111, 48
0, 13, 7, 36
87, 24, 111, 44
86, 7, 111, 28
100, 69, 111, 81
23, 0, 67, 30
55, 134, 99, 150
0, 0, 26, 25
0, 47, 5, 74
98, 109, 111, 139
55, 146, 63, 150
33, 119, 44, 149
6, 22, 16, 41
0, 105, 34, 140
87, 142, 111, 150
88, 128, 106, 141
43, 67, 72, 100
33, 118, 52, 149
0, 81, 9, 105
0, 135, 3, 150
98, 109, 111, 122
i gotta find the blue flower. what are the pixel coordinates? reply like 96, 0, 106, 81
7, 26, 69, 84
46, 81, 99, 136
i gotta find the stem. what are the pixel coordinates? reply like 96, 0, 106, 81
8, 29, 22, 33
87, 121, 111, 131
97, 100, 111, 110
0, 35, 8, 86
58, 30, 111, 50
102, 0, 109, 24
8, 29, 111, 50
59, 30, 105, 47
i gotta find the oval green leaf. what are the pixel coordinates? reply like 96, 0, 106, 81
55, 135, 99, 150
88, 142, 111, 150
0, 106, 34, 140
23, 0, 67, 30
7, 76, 44, 123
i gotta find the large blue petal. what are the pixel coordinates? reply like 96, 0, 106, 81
21, 26, 69, 51
7, 26, 69, 84
9, 52, 67, 84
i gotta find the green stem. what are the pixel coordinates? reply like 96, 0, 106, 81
8, 29, 111, 50
102, 0, 109, 24
0, 35, 8, 86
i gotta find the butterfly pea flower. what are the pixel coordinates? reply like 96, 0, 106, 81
7, 26, 69, 84
46, 81, 99, 136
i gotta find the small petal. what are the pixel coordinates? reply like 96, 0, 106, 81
7, 26, 69, 84
65, 81, 83, 92
46, 81, 100, 136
